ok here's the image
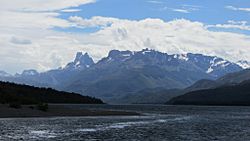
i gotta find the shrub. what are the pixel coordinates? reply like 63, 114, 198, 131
28, 106, 35, 109
9, 102, 22, 109
36, 103, 48, 112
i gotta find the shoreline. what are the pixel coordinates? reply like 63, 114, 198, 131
0, 104, 140, 118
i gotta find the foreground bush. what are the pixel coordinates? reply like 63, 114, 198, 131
9, 102, 22, 109
0, 81, 104, 105
36, 103, 48, 112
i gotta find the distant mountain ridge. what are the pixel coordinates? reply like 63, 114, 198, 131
185, 68, 250, 92
127, 68, 250, 104
0, 52, 94, 88
0, 71, 11, 77
0, 49, 246, 103
167, 68, 250, 105
168, 79, 250, 106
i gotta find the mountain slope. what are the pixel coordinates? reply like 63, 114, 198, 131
0, 81, 103, 104
166, 69, 250, 105
217, 69, 250, 84
168, 80, 250, 106
185, 69, 250, 93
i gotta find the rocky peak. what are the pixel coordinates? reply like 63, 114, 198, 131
65, 52, 94, 70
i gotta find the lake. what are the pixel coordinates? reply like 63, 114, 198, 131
1, 104, 250, 141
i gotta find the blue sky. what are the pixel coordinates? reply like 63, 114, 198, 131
65, 0, 249, 23
57, 0, 250, 34
1, 0, 250, 73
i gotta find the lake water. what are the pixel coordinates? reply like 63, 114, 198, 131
1, 105, 250, 141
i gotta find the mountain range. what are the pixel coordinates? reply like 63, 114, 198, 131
0, 49, 249, 103
0, 52, 94, 88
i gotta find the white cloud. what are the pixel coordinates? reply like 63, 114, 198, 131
61, 9, 82, 13
228, 20, 248, 25
0, 0, 95, 29
0, 11, 71, 29
10, 37, 32, 45
161, 5, 200, 13
207, 20, 250, 31
0, 0, 95, 12
226, 6, 250, 12
147, 1, 164, 4
172, 9, 189, 13
0, 0, 95, 73
69, 16, 120, 28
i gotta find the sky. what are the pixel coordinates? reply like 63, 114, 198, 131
1, 0, 250, 74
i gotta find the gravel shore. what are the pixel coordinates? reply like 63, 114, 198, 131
0, 104, 140, 118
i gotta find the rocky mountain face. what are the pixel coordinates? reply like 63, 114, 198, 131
0, 49, 245, 103
64, 52, 94, 70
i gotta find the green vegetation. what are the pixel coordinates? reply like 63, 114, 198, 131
0, 81, 104, 105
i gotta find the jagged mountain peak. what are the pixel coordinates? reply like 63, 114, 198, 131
74, 52, 90, 62
65, 52, 94, 70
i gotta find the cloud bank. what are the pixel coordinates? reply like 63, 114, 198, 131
70, 17, 250, 63
1, 1, 250, 74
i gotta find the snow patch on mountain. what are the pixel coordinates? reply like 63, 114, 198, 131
142, 49, 152, 55
178, 54, 189, 61
206, 67, 213, 74
236, 60, 250, 69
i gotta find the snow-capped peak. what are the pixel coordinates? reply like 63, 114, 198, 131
236, 60, 250, 69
